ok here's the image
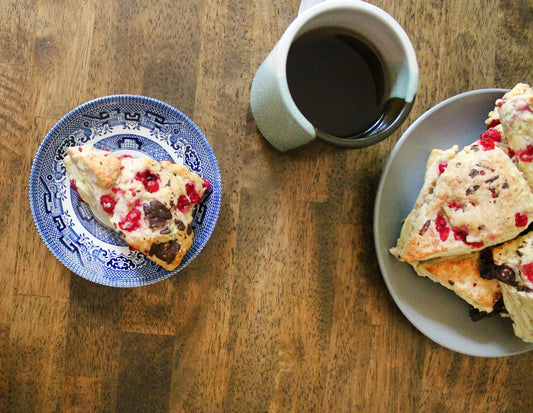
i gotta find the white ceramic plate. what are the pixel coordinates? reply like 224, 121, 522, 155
374, 89, 533, 357
29, 95, 222, 287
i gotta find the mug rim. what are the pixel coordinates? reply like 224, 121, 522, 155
274, 0, 419, 148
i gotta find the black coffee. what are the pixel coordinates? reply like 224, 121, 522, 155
286, 28, 388, 138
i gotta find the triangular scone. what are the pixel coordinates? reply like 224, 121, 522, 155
498, 83, 533, 187
411, 252, 502, 313
64, 144, 210, 271
490, 232, 533, 342
401, 148, 503, 313
484, 83, 531, 156
390, 141, 533, 262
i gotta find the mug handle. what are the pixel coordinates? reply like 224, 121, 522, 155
298, 0, 361, 15
298, 0, 324, 14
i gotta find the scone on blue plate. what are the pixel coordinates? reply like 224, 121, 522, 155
64, 144, 210, 271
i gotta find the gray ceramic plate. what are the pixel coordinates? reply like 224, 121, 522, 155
374, 89, 533, 357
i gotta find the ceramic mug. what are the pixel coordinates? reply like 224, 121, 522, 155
250, 0, 418, 152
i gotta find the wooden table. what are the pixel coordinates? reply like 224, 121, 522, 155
2, 0, 533, 411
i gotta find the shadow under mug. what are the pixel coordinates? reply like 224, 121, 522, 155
250, 0, 419, 152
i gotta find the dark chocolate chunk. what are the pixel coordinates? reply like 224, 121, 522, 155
160, 227, 171, 234
419, 220, 431, 236
466, 185, 480, 195
174, 219, 186, 231
470, 298, 507, 321
149, 240, 181, 264
470, 309, 488, 321
479, 249, 518, 286
517, 285, 533, 293
469, 169, 480, 178
485, 175, 499, 184
143, 200, 172, 228
495, 265, 517, 286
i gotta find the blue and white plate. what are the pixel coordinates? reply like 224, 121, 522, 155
29, 95, 222, 287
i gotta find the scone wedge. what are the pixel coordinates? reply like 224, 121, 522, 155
64, 144, 210, 271
484, 82, 531, 157
488, 232, 533, 343
390, 141, 533, 262
498, 82, 533, 188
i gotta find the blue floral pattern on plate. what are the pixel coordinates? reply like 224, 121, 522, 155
29, 95, 222, 287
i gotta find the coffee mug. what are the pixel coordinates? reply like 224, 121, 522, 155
250, 0, 418, 152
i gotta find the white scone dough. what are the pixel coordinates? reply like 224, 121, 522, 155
498, 83, 533, 188
499, 284, 533, 343
491, 233, 533, 342
484, 82, 532, 156
412, 252, 501, 313
64, 144, 210, 271
390, 141, 533, 262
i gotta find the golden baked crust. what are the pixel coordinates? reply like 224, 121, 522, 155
412, 253, 501, 313
64, 144, 209, 271
390, 142, 533, 262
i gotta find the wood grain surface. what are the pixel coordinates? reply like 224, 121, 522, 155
2, 0, 533, 411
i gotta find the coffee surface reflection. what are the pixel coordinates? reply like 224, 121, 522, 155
286, 27, 387, 139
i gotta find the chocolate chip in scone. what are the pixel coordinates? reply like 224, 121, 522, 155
485, 175, 499, 184
160, 226, 171, 234
419, 220, 431, 236
143, 200, 172, 228
469, 169, 480, 178
466, 185, 480, 195
494, 265, 518, 286
517, 285, 533, 293
187, 224, 192, 235
149, 240, 181, 264
174, 219, 186, 231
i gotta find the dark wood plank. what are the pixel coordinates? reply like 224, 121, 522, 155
116, 332, 174, 413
